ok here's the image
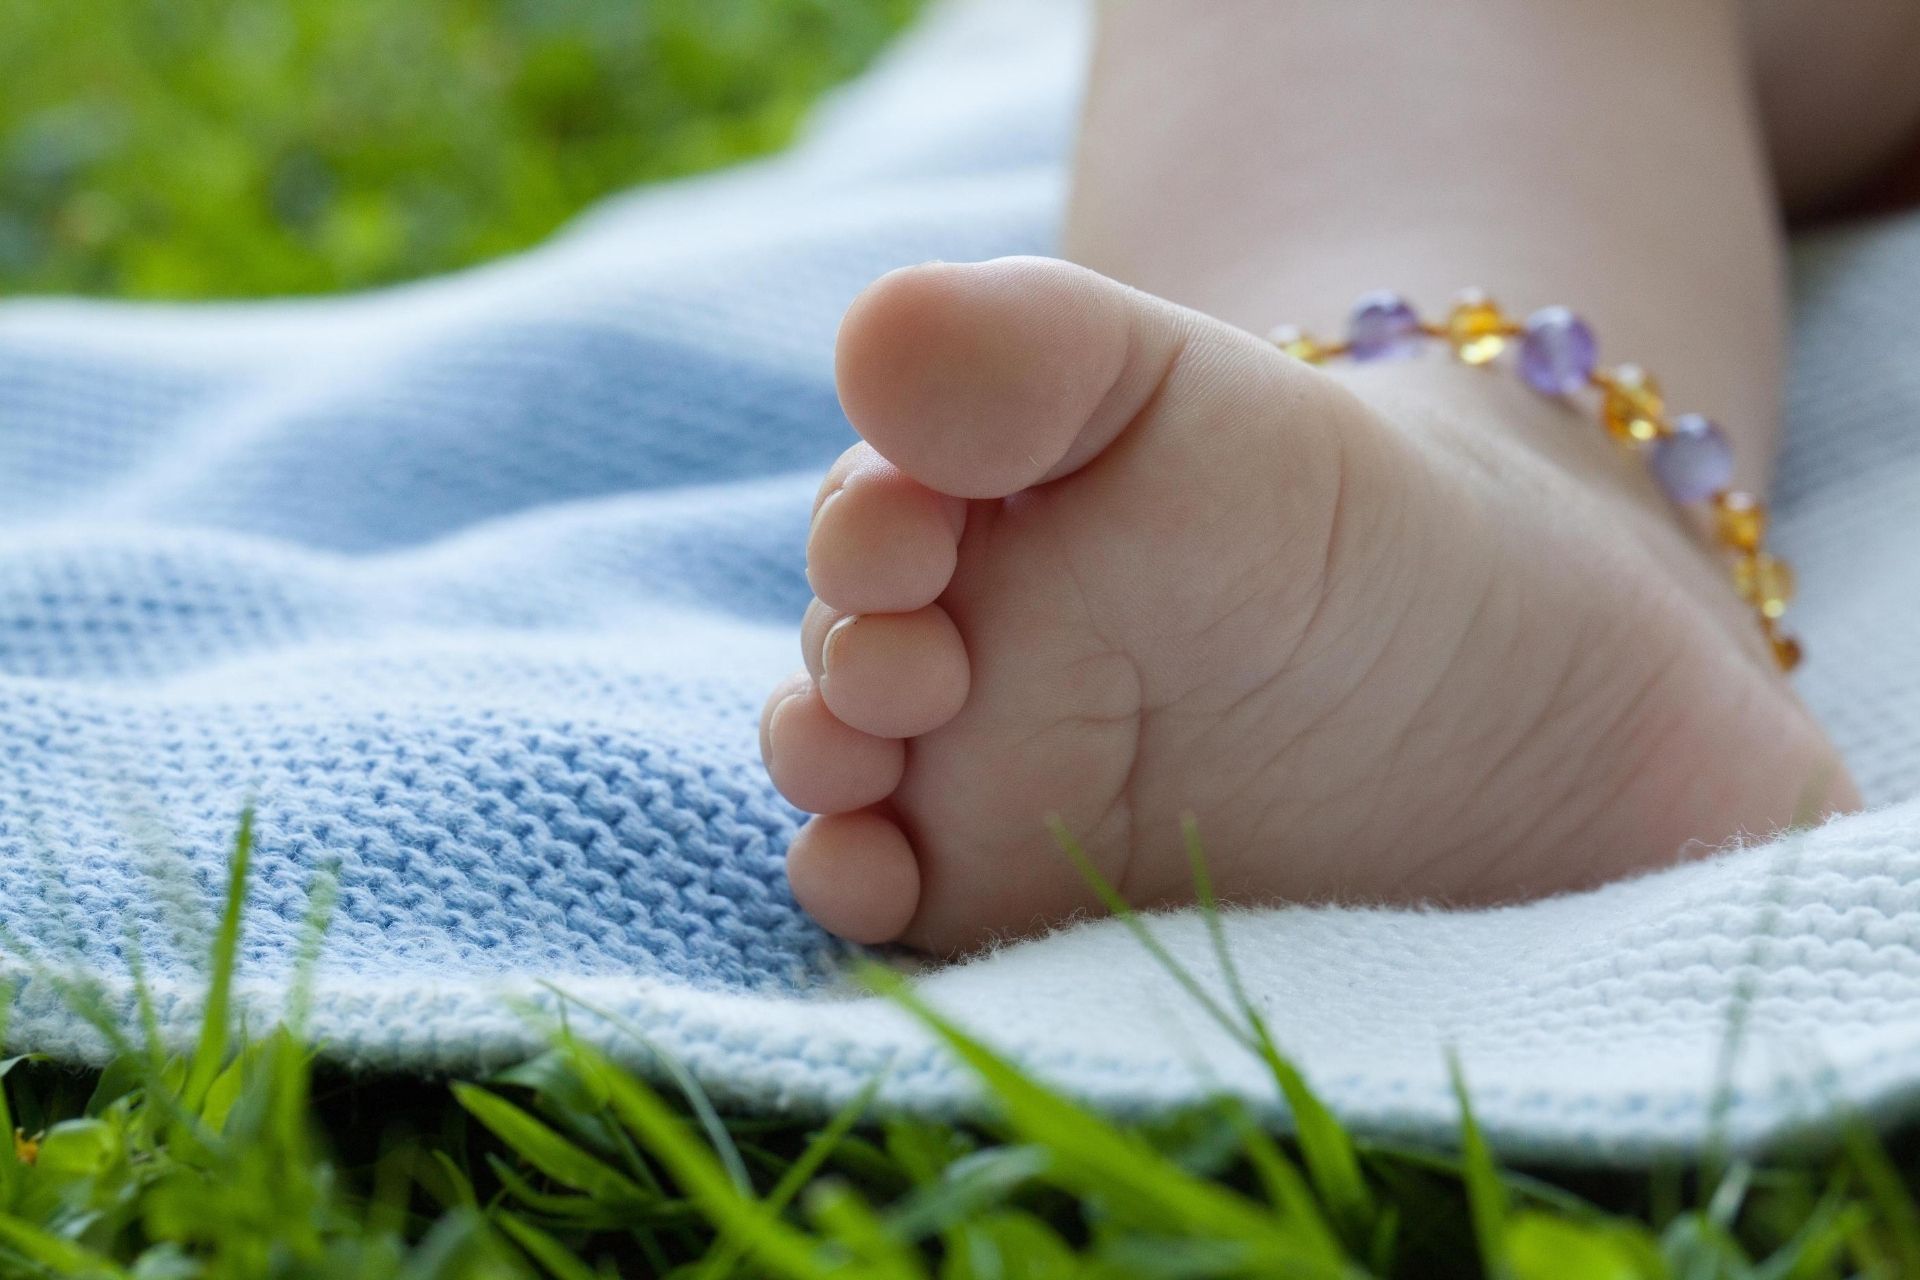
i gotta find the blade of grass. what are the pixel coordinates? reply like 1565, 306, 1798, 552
566, 1035, 857, 1280
1449, 1052, 1511, 1280
806, 1179, 926, 1278
0, 1212, 128, 1277
535, 982, 754, 1196
1703, 814, 1820, 1193
1706, 1160, 1754, 1234
1504, 1210, 1664, 1279
285, 859, 341, 1037
117, 930, 170, 1076
1840, 1117, 1920, 1275
1226, 1103, 1356, 1268
1357, 1139, 1608, 1221
452, 1082, 652, 1206
491, 1044, 671, 1201
428, 1150, 482, 1210
865, 962, 1354, 1278
697, 1076, 883, 1280
1061, 813, 1376, 1245
485, 1152, 617, 1219
1044, 816, 1249, 1047
1751, 1189, 1864, 1280
1182, 816, 1374, 1236
183, 808, 254, 1115
496, 1211, 602, 1280
882, 1145, 1053, 1245
1055, 803, 1372, 1247
394, 1206, 500, 1280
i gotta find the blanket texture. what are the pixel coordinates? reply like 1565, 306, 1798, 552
4, 0, 1920, 1162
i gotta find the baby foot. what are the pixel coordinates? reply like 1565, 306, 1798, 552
760, 257, 1855, 952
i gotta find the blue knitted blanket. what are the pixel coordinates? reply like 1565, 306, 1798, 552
6, 0, 1920, 1162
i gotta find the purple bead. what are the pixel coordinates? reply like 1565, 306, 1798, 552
1347, 290, 1423, 361
1649, 413, 1735, 503
1518, 306, 1598, 396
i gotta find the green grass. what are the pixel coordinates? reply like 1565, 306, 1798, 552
0, 0, 921, 298
0, 819, 1915, 1279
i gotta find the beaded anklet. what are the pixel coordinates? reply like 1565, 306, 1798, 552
1268, 290, 1801, 672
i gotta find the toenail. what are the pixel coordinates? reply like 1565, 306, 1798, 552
820, 615, 858, 685
801, 599, 836, 679
761, 681, 810, 765
763, 689, 801, 763
809, 486, 844, 538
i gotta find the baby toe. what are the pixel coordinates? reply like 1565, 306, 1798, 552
808, 447, 965, 615
812, 604, 970, 740
785, 809, 921, 945
761, 675, 905, 814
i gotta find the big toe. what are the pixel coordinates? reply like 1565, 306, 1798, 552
834, 256, 1200, 499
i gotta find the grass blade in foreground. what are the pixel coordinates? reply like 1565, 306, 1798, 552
1179, 816, 1376, 1242
1450, 1053, 1512, 1278
863, 961, 1358, 1278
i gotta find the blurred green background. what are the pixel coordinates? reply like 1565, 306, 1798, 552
0, 0, 921, 299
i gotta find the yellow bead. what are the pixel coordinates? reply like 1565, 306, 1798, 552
1444, 290, 1509, 365
1733, 552, 1796, 619
1601, 365, 1665, 443
1769, 629, 1803, 672
1712, 490, 1768, 552
1267, 324, 1325, 364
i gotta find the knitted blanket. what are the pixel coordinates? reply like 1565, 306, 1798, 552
4, 0, 1920, 1162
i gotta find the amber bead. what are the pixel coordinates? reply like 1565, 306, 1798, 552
1444, 290, 1509, 365
1734, 552, 1796, 619
1769, 629, 1803, 672
1712, 490, 1767, 552
1601, 364, 1665, 443
1267, 324, 1326, 364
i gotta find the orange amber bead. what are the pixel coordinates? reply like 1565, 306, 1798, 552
1733, 552, 1796, 619
1769, 629, 1803, 671
1267, 324, 1325, 364
1712, 490, 1768, 552
1444, 290, 1509, 365
1601, 364, 1665, 443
